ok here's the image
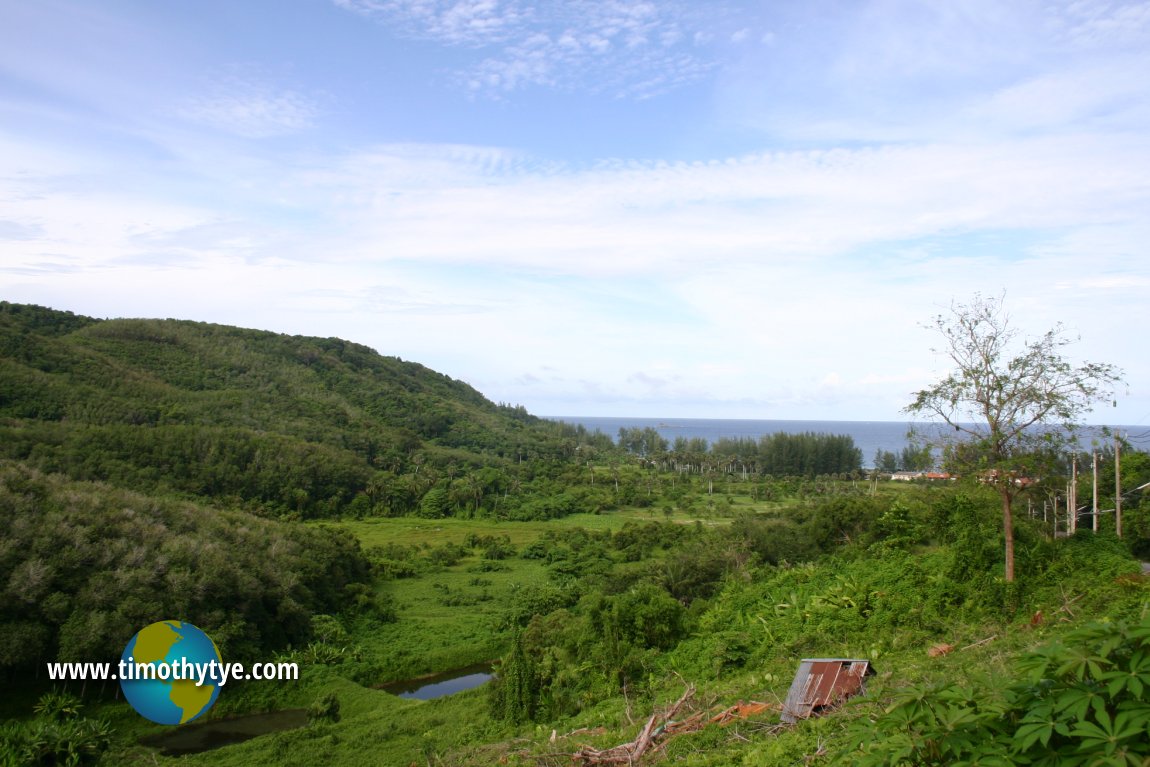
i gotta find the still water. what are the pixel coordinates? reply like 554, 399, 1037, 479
140, 664, 496, 756
379, 662, 494, 700
139, 708, 309, 756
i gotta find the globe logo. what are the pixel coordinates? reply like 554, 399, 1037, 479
120, 620, 223, 725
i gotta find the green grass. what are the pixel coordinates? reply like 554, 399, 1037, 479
336, 507, 713, 549
361, 555, 551, 679
89, 488, 947, 765
106, 672, 494, 767
329, 505, 752, 679
85, 509, 1150, 767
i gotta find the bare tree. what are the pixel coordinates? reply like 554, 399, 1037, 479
905, 294, 1122, 582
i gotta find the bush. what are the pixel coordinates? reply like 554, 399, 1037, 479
0, 693, 111, 767
307, 691, 341, 724
836, 608, 1150, 766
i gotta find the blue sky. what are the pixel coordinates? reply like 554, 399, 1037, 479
2, 0, 1148, 425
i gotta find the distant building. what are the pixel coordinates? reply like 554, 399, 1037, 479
890, 471, 952, 481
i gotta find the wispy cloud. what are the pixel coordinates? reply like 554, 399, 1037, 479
175, 77, 319, 138
276, 134, 1149, 280
333, 0, 530, 45
333, 0, 718, 96
1048, 0, 1150, 48
0, 219, 44, 240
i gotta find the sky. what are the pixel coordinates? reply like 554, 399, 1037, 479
1, 0, 1148, 425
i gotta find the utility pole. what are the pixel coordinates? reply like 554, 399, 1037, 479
1115, 434, 1122, 538
1070, 456, 1078, 534
1092, 450, 1099, 533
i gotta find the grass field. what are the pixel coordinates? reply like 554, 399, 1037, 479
335, 506, 726, 549
360, 555, 551, 679
331, 507, 718, 680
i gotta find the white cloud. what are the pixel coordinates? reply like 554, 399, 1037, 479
333, 0, 530, 45
176, 78, 319, 138
962, 60, 1150, 132
4, 0, 1150, 421
333, 0, 717, 96
263, 134, 1150, 285
1048, 0, 1150, 48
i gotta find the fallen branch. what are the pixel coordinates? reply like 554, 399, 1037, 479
959, 635, 997, 651
570, 685, 695, 765
565, 688, 785, 765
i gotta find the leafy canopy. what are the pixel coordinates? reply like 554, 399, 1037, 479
904, 293, 1122, 581
906, 293, 1122, 462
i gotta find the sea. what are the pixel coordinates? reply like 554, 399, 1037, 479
543, 416, 1141, 468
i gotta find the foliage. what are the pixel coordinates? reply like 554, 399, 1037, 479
488, 632, 538, 724
837, 608, 1150, 766
874, 443, 934, 472
905, 293, 1123, 581
3, 301, 1146, 767
708, 432, 863, 477
307, 692, 342, 724
1072, 441, 1150, 555
0, 692, 111, 767
0, 302, 616, 520
0, 462, 375, 674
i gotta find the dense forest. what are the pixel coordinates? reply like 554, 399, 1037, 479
0, 463, 373, 670
1, 302, 1148, 767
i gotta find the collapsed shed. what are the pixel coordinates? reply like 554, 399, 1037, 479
780, 658, 874, 723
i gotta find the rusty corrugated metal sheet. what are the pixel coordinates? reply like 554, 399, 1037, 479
780, 659, 874, 723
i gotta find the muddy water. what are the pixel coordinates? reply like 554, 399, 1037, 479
139, 708, 309, 756
140, 663, 495, 755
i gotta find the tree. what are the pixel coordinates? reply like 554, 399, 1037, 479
874, 449, 899, 473
905, 294, 1122, 582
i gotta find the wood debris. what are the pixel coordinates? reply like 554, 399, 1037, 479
707, 701, 774, 727
557, 687, 781, 765
569, 685, 695, 765
959, 635, 997, 652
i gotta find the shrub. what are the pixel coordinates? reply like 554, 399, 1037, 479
836, 607, 1150, 766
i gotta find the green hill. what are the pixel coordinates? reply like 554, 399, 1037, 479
0, 302, 601, 518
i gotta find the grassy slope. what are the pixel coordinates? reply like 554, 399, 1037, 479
88, 507, 698, 765
115, 528, 1149, 767
107, 492, 1150, 765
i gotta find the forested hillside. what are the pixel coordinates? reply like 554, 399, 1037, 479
0, 463, 373, 672
0, 303, 867, 522
0, 302, 608, 518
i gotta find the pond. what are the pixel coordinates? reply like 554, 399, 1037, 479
138, 663, 497, 756
378, 662, 494, 700
139, 708, 309, 757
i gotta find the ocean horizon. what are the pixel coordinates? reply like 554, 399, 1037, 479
544, 416, 1139, 468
